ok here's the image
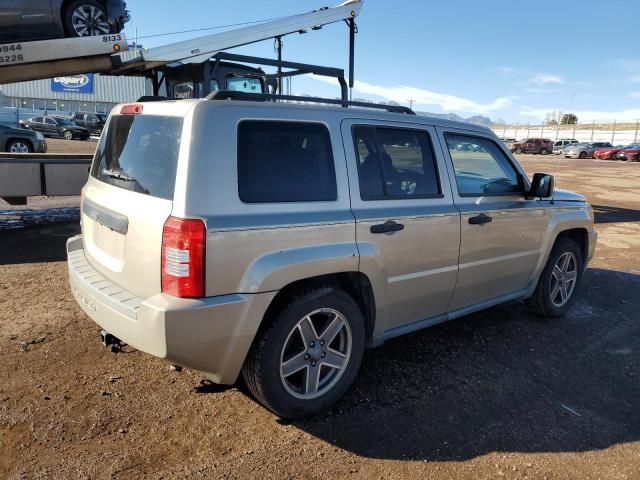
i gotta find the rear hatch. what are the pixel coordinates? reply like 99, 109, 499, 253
81, 106, 185, 299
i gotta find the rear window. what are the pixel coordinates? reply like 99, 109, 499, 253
91, 115, 183, 200
237, 121, 337, 203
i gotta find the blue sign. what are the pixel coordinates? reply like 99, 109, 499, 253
51, 74, 94, 94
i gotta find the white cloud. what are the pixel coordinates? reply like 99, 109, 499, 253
531, 73, 563, 85
629, 92, 640, 98
520, 107, 640, 122
630, 75, 640, 83
310, 76, 513, 114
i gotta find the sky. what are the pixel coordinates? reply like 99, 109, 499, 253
122, 0, 640, 123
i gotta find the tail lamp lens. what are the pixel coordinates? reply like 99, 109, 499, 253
161, 216, 206, 298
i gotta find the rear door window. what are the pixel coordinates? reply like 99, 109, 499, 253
237, 121, 337, 203
91, 115, 183, 200
352, 126, 441, 199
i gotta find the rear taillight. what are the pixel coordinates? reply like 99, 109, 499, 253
161, 216, 206, 298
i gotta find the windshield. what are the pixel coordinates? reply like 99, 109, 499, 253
91, 115, 183, 200
96, 114, 107, 122
55, 118, 75, 126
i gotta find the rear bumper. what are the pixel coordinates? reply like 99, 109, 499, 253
67, 235, 276, 384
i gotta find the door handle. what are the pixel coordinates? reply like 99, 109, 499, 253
468, 213, 493, 225
370, 220, 405, 234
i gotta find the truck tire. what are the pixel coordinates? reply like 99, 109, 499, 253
528, 238, 583, 318
63, 130, 74, 140
63, 0, 111, 37
7, 139, 33, 153
242, 287, 365, 418
515, 148, 523, 154
540, 148, 548, 155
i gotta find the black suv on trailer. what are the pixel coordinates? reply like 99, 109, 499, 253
0, 1, 129, 43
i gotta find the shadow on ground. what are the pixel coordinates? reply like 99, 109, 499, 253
0, 222, 79, 265
287, 268, 640, 461
593, 204, 640, 224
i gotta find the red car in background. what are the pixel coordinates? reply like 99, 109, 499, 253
617, 144, 640, 162
593, 145, 627, 160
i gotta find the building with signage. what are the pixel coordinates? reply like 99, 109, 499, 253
0, 49, 150, 117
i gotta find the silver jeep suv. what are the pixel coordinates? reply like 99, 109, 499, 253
67, 97, 597, 418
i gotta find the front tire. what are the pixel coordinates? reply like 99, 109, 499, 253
529, 238, 583, 318
540, 148, 548, 155
515, 148, 523, 154
7, 139, 33, 153
63, 130, 74, 140
579, 151, 587, 159
242, 287, 365, 418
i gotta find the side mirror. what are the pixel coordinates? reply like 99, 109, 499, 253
527, 173, 554, 199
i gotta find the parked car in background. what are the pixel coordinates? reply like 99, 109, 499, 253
21, 116, 90, 140
498, 137, 516, 145
0, 124, 47, 153
509, 138, 554, 154
72, 112, 107, 135
0, 0, 129, 43
592, 144, 638, 160
552, 139, 579, 155
564, 142, 613, 159
616, 145, 640, 162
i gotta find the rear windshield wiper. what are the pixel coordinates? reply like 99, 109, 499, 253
101, 168, 136, 182
101, 168, 150, 195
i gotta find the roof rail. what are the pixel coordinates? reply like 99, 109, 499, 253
206, 90, 416, 115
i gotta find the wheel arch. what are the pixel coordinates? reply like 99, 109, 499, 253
526, 209, 594, 297
257, 272, 377, 345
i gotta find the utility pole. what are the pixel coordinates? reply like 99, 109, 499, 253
591, 121, 595, 141
526, 122, 530, 138
635, 119, 639, 143
407, 98, 415, 110
611, 119, 616, 145
541, 121, 545, 139
515, 122, 519, 139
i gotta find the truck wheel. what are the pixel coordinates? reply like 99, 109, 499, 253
242, 287, 365, 418
579, 151, 587, 159
515, 148, 523, 154
63, 130, 74, 140
63, 0, 111, 37
528, 238, 583, 318
540, 148, 548, 155
7, 139, 33, 153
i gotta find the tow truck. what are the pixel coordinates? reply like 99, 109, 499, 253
0, 0, 363, 205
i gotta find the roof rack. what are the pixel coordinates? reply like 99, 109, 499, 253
207, 90, 416, 115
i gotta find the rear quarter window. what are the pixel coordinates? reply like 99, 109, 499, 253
237, 121, 337, 203
91, 115, 183, 200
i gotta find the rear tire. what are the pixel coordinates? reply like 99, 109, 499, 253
242, 287, 365, 418
63, 0, 111, 37
540, 148, 548, 155
579, 151, 587, 159
63, 130, 74, 140
529, 238, 583, 318
515, 148, 523, 154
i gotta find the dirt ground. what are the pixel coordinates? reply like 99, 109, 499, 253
0, 155, 639, 479
45, 137, 97, 155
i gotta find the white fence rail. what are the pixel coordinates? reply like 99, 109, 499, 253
492, 125, 640, 146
